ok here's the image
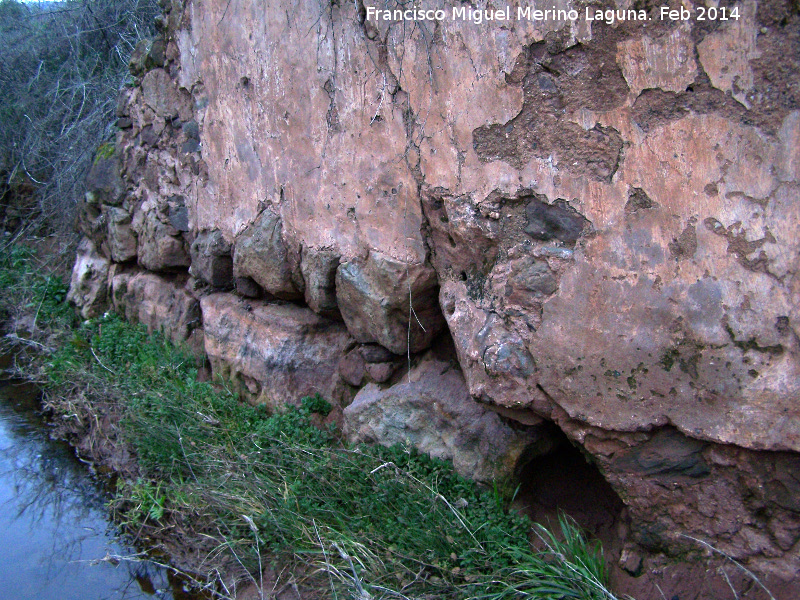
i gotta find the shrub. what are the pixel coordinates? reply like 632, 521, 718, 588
0, 0, 160, 233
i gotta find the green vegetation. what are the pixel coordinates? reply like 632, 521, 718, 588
0, 243, 76, 352
1, 246, 619, 599
47, 313, 618, 599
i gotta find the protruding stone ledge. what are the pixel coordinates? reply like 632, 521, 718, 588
344, 353, 557, 483
200, 293, 353, 409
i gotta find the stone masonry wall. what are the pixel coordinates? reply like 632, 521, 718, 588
69, 0, 800, 583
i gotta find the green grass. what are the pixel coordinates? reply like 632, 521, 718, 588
0, 243, 77, 359
45, 312, 618, 600
2, 243, 619, 599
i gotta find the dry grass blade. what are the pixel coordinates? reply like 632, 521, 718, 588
679, 534, 776, 600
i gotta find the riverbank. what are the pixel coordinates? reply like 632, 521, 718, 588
0, 377, 199, 599
1, 238, 621, 599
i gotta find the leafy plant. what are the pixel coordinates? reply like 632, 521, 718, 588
3, 245, 621, 599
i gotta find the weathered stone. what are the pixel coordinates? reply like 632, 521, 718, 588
129, 37, 166, 76
134, 209, 190, 272
336, 251, 445, 354
344, 354, 555, 482
200, 293, 353, 409
616, 25, 697, 98
85, 154, 125, 207
364, 361, 395, 383
300, 248, 340, 318
619, 546, 643, 577
524, 196, 591, 247
338, 348, 365, 387
140, 68, 190, 120
110, 270, 200, 345
360, 344, 394, 364
421, 189, 501, 279
104, 206, 137, 263
440, 280, 555, 416
167, 196, 189, 232
697, 0, 759, 108
75, 197, 107, 254
234, 276, 261, 298
190, 229, 233, 288
612, 428, 710, 480
233, 209, 302, 300
67, 238, 110, 319
74, 0, 800, 581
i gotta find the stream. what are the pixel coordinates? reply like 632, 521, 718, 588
0, 379, 195, 600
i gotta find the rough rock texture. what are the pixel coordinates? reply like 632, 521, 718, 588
336, 251, 445, 354
232, 209, 302, 300
344, 353, 555, 482
133, 203, 191, 271
104, 206, 137, 263
337, 343, 402, 387
190, 229, 233, 288
300, 247, 340, 319
110, 269, 200, 347
84, 153, 125, 207
200, 293, 353, 409
67, 238, 110, 319
69, 0, 800, 584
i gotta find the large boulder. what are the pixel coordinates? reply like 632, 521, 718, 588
104, 206, 137, 263
190, 229, 233, 288
336, 251, 445, 354
110, 269, 200, 346
300, 247, 340, 319
232, 210, 302, 300
200, 293, 352, 408
344, 354, 557, 482
133, 205, 191, 272
84, 152, 125, 207
140, 68, 192, 121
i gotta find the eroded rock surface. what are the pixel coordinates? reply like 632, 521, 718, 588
190, 229, 233, 288
232, 209, 302, 300
200, 293, 352, 409
336, 251, 445, 354
70, 0, 800, 583
344, 354, 555, 482
110, 269, 200, 346
67, 238, 110, 319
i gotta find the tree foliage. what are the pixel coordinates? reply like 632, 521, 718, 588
0, 0, 160, 232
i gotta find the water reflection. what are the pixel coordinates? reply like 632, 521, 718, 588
0, 380, 189, 600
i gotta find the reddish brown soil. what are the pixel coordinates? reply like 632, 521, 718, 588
512, 439, 799, 600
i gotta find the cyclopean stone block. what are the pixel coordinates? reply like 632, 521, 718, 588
336, 251, 445, 355
200, 292, 353, 409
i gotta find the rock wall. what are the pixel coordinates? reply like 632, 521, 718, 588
69, 0, 800, 583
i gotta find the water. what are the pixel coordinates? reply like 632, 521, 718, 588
0, 379, 193, 600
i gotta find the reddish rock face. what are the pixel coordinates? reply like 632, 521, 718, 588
232, 209, 302, 300
335, 251, 445, 354
69, 0, 800, 583
189, 229, 232, 288
110, 269, 200, 346
344, 353, 556, 483
200, 293, 353, 409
